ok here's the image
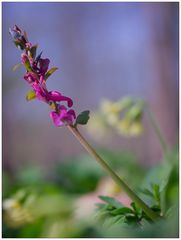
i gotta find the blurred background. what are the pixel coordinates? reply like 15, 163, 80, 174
2, 2, 179, 238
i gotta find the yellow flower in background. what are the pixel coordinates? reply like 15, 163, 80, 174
3, 198, 34, 227
129, 121, 144, 136
100, 97, 144, 137
117, 118, 144, 137
101, 99, 122, 114
86, 97, 144, 140
100, 100, 120, 126
117, 101, 144, 137
100, 97, 133, 126
101, 97, 133, 115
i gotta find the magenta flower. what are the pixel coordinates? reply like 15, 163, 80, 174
24, 72, 38, 84
31, 82, 48, 102
31, 55, 50, 76
47, 91, 73, 107
50, 105, 76, 127
38, 58, 50, 75
25, 42, 32, 49
21, 53, 29, 64
31, 77, 73, 107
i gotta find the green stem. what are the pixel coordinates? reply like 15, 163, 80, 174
147, 108, 168, 157
67, 125, 160, 222
147, 107, 171, 216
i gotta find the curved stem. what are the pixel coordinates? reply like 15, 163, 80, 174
67, 125, 160, 222
147, 108, 168, 157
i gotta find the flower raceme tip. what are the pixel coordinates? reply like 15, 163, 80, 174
10, 25, 76, 127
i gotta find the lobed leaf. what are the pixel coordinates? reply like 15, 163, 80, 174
75, 110, 90, 126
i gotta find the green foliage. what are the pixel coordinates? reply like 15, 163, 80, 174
26, 90, 36, 101
54, 154, 104, 194
96, 195, 159, 227
44, 67, 58, 80
54, 149, 143, 194
140, 184, 161, 209
75, 111, 90, 126
12, 63, 22, 71
14, 40, 25, 50
2, 146, 178, 238
95, 146, 178, 236
30, 45, 38, 59
23, 58, 33, 72
99, 196, 124, 209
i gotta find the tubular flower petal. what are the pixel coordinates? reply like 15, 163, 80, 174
48, 91, 73, 107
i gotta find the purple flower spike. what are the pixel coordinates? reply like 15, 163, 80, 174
50, 105, 76, 127
10, 25, 76, 127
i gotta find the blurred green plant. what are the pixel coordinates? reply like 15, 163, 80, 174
2, 149, 145, 238
96, 196, 154, 226
3, 95, 178, 237
3, 144, 178, 237
54, 150, 144, 194
95, 145, 178, 237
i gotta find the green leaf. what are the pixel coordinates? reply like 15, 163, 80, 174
111, 207, 133, 216
23, 31, 28, 42
14, 40, 25, 50
24, 59, 33, 72
75, 110, 90, 126
30, 44, 38, 59
26, 90, 36, 101
130, 202, 142, 217
152, 184, 160, 203
125, 215, 138, 225
12, 63, 22, 71
99, 195, 123, 209
140, 188, 154, 198
150, 205, 161, 213
44, 67, 58, 80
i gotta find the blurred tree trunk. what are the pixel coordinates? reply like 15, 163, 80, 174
144, 3, 178, 162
